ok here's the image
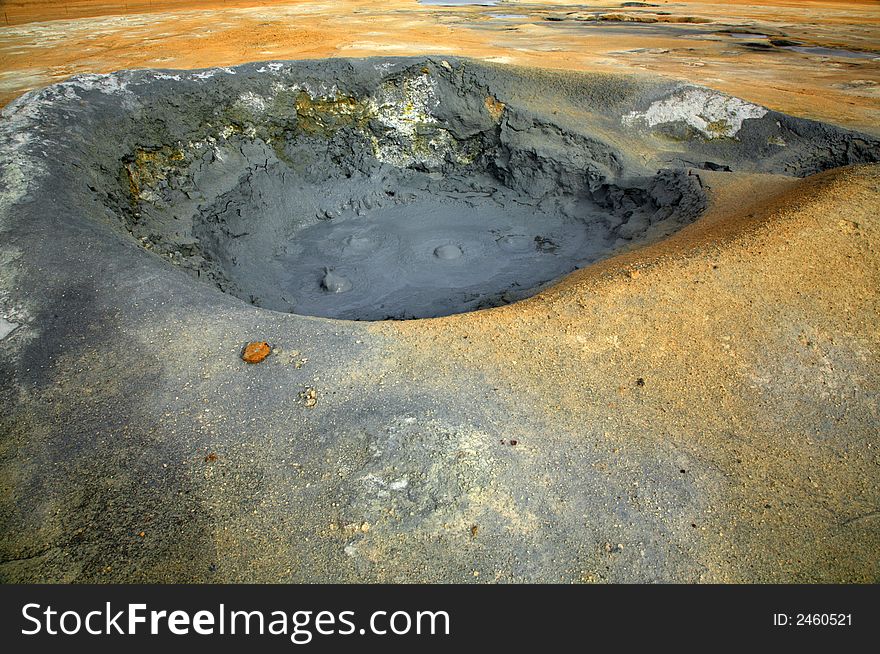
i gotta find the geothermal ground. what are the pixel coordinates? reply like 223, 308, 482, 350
0, 2, 878, 583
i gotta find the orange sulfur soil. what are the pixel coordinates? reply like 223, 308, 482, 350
0, 1, 877, 133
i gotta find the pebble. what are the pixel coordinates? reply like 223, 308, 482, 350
241, 341, 271, 364
300, 387, 318, 407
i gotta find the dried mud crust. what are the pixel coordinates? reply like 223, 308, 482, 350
19, 57, 873, 320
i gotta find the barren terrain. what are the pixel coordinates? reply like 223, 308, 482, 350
1, 1, 879, 131
0, 2, 877, 582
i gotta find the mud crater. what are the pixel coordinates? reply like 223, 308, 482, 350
116, 63, 709, 320
135, 132, 703, 320
54, 57, 872, 320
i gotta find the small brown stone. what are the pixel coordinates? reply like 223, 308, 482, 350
242, 341, 271, 363
484, 95, 505, 122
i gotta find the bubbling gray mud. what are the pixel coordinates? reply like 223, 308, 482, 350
21, 57, 876, 320
247, 196, 603, 320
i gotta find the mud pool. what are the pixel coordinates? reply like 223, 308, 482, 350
5, 57, 877, 322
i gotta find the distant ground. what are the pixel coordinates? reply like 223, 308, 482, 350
0, 1, 878, 133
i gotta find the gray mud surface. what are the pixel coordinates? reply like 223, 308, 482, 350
0, 57, 878, 582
